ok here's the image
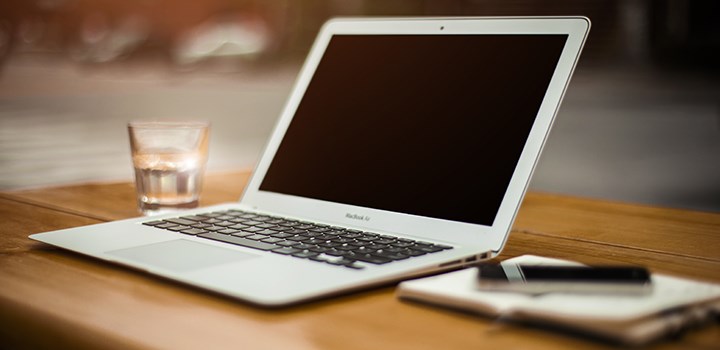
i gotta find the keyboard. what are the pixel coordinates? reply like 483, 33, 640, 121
143, 209, 453, 270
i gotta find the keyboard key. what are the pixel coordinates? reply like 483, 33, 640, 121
277, 220, 297, 227
383, 247, 406, 253
294, 243, 317, 250
155, 223, 178, 229
245, 234, 269, 241
323, 249, 345, 257
179, 215, 208, 222
276, 240, 301, 247
164, 218, 196, 226
309, 254, 332, 263
230, 231, 254, 238
214, 221, 236, 227
318, 241, 343, 248
180, 228, 208, 235
373, 251, 409, 261
307, 246, 332, 253
143, 220, 165, 226
217, 228, 240, 235
353, 254, 392, 265
191, 223, 213, 229
269, 232, 294, 239
343, 262, 364, 270
197, 232, 279, 251
292, 251, 319, 259
329, 258, 364, 269
415, 245, 444, 253
272, 247, 301, 255
403, 249, 427, 257
257, 229, 279, 235
295, 236, 317, 243
284, 229, 308, 235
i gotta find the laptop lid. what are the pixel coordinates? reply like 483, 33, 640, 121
241, 17, 589, 252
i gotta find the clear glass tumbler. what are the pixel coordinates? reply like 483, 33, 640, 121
128, 121, 210, 215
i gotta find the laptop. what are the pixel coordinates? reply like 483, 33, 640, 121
30, 17, 590, 306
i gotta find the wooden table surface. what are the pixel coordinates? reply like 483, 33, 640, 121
1, 171, 719, 349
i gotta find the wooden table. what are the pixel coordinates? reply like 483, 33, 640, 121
1, 171, 719, 349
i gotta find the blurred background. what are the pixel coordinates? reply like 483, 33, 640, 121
0, 0, 718, 212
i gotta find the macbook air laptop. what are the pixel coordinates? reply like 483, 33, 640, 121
30, 17, 590, 306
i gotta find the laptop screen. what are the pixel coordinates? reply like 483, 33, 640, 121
259, 34, 567, 226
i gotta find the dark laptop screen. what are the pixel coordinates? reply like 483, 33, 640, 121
259, 34, 567, 226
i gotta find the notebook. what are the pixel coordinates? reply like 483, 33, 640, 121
29, 17, 590, 306
397, 255, 720, 345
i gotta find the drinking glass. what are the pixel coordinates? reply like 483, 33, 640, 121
128, 121, 210, 215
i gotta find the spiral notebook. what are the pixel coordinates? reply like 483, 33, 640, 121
397, 255, 720, 345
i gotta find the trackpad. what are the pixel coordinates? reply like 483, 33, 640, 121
107, 239, 259, 272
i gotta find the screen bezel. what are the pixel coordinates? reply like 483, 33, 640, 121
240, 17, 590, 249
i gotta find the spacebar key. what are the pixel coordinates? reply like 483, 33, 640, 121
197, 232, 279, 251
